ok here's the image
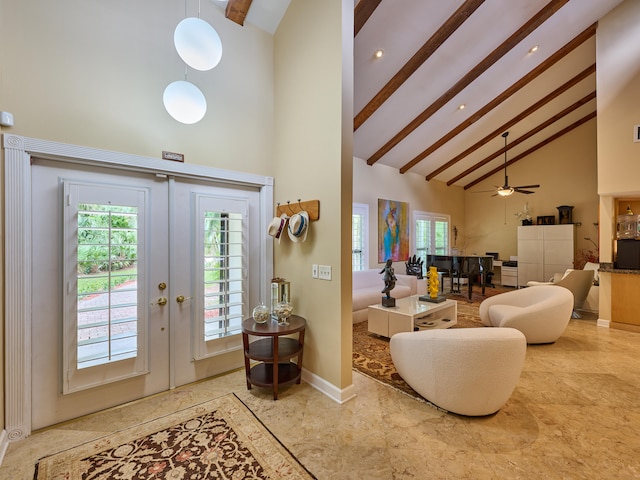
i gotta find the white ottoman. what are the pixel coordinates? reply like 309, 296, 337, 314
390, 327, 526, 416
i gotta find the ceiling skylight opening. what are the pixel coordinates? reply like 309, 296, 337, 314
373, 49, 384, 59
528, 44, 539, 54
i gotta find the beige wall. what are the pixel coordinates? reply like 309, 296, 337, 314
596, 0, 640, 321
597, 0, 640, 263
274, 0, 352, 389
0, 0, 275, 176
597, 0, 640, 198
465, 120, 599, 262
1, 0, 349, 432
353, 158, 465, 272
354, 118, 598, 272
0, 0, 4, 435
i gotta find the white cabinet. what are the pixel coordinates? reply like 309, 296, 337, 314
517, 225, 575, 286
501, 266, 518, 287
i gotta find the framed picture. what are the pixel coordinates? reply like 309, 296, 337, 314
537, 215, 555, 225
378, 199, 410, 262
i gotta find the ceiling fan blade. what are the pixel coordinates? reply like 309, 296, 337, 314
514, 189, 536, 194
513, 184, 540, 189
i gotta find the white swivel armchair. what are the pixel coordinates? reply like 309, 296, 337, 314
479, 285, 573, 344
390, 328, 527, 416
527, 269, 595, 318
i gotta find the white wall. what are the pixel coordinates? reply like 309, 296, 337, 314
353, 157, 465, 272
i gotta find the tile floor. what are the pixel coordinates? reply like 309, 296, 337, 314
2, 315, 640, 479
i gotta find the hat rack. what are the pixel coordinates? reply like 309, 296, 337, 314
276, 199, 320, 221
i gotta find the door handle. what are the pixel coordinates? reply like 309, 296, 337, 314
151, 297, 168, 306
176, 295, 193, 304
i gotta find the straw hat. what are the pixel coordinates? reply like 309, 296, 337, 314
267, 214, 288, 242
287, 211, 309, 243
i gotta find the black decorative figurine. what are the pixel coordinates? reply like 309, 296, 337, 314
380, 259, 397, 307
405, 254, 424, 278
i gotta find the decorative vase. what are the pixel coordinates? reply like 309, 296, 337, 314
274, 301, 293, 326
252, 302, 270, 324
428, 266, 439, 299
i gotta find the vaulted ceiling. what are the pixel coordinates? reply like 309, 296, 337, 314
218, 0, 625, 192
353, 0, 624, 192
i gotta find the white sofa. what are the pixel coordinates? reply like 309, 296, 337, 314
352, 269, 425, 323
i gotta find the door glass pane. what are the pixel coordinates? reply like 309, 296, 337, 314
352, 213, 364, 271
415, 213, 450, 264
77, 204, 138, 369
203, 211, 244, 340
352, 203, 369, 271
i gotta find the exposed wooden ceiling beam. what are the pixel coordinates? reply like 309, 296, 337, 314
354, 0, 485, 131
226, 0, 253, 26
365, 0, 570, 166
448, 90, 596, 185
464, 110, 597, 190
439, 64, 595, 183
354, 0, 382, 36
442, 64, 595, 184
405, 24, 597, 177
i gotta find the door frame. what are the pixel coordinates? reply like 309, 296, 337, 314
2, 133, 274, 441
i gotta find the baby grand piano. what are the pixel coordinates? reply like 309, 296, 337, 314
426, 254, 493, 299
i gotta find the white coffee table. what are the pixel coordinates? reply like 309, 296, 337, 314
367, 295, 457, 338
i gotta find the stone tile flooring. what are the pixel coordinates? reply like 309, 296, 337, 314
2, 316, 640, 479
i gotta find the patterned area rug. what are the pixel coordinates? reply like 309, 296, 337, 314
352, 287, 510, 401
35, 394, 315, 480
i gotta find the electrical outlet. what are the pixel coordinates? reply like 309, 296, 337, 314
312, 264, 318, 278
318, 265, 332, 281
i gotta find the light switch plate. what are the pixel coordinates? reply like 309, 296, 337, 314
0, 111, 14, 127
318, 265, 332, 281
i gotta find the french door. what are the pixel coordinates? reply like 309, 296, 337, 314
30, 158, 262, 429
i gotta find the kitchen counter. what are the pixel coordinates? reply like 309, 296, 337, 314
598, 262, 640, 274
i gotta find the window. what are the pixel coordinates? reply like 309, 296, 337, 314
352, 203, 369, 271
193, 193, 248, 360
414, 211, 450, 266
203, 211, 244, 341
76, 203, 139, 369
63, 181, 150, 394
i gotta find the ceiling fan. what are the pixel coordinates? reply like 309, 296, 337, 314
492, 131, 540, 196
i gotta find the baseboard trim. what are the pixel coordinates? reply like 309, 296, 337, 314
0, 429, 9, 467
597, 318, 610, 328
301, 368, 357, 404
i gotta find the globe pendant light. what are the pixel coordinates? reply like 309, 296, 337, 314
174, 17, 222, 71
163, 80, 207, 124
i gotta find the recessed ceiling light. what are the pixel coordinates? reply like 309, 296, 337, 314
528, 44, 539, 54
458, 104, 466, 110
374, 49, 384, 59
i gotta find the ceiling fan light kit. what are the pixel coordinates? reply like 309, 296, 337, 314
492, 131, 540, 197
497, 187, 514, 197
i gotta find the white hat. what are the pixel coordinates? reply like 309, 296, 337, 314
267, 214, 288, 242
288, 211, 309, 243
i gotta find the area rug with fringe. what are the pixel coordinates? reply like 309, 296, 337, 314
35, 393, 315, 480
352, 286, 510, 400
